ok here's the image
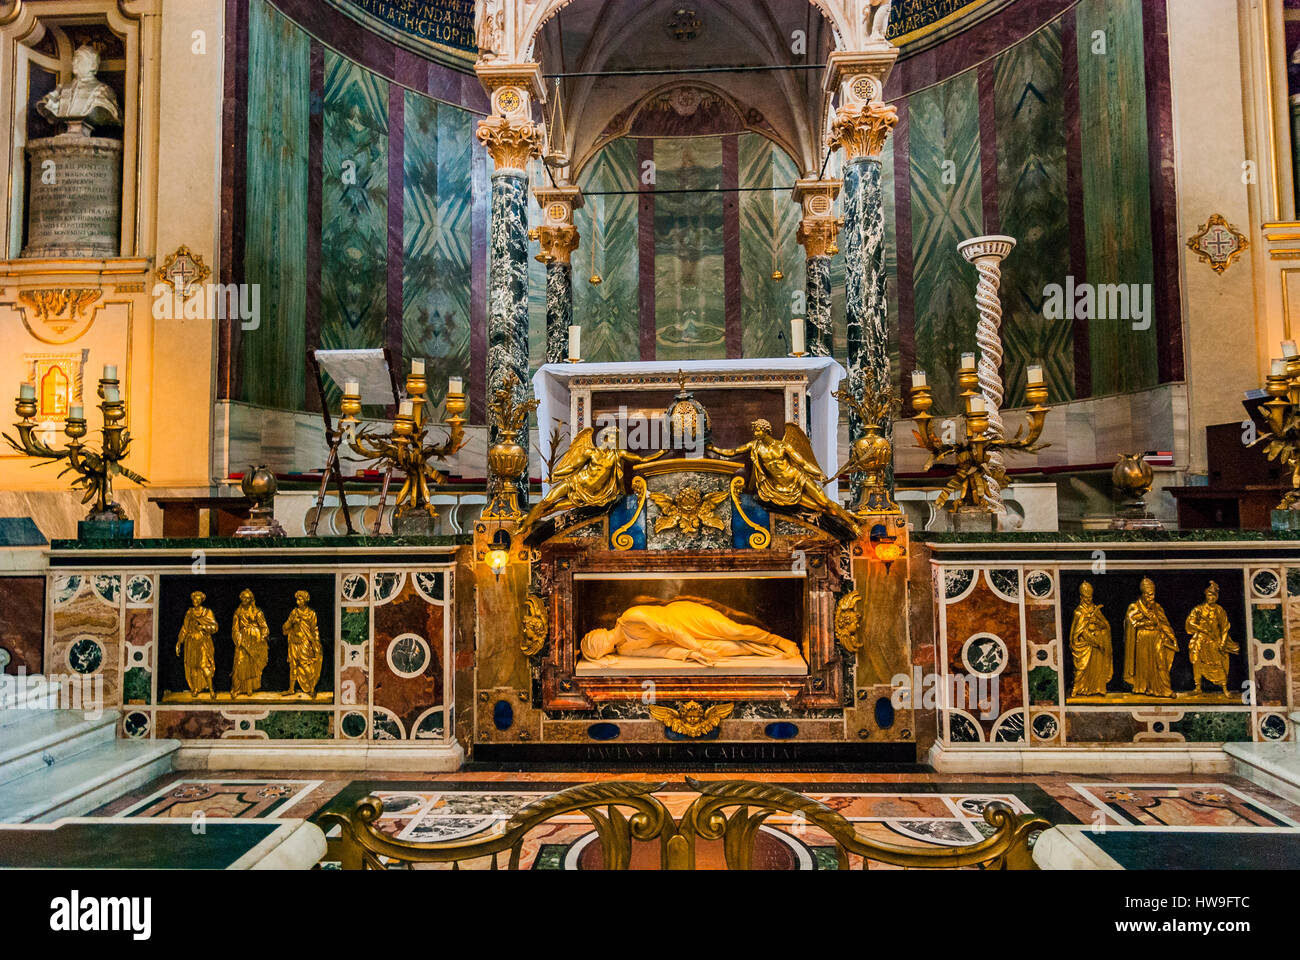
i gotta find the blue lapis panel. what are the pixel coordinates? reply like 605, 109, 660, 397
731, 494, 769, 549
607, 493, 646, 549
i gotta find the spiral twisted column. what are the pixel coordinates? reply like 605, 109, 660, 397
957, 235, 1016, 512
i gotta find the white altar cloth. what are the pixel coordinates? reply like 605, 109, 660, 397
533, 357, 847, 498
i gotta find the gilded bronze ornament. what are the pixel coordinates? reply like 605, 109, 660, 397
1067, 581, 1112, 697
230, 588, 269, 697
648, 485, 728, 534
710, 419, 858, 530
321, 778, 1048, 871
483, 372, 540, 521
832, 372, 901, 515
729, 475, 770, 548
1252, 346, 1300, 511
834, 591, 864, 653
1122, 577, 1178, 698
647, 700, 734, 737
1186, 581, 1238, 693
521, 594, 548, 656
519, 425, 661, 536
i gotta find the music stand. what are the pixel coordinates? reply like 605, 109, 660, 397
307, 347, 401, 535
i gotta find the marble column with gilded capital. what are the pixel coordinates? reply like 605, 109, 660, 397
792, 178, 842, 358
530, 186, 583, 364
825, 48, 899, 505
475, 62, 544, 508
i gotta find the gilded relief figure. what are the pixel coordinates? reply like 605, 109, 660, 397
176, 591, 217, 697
283, 591, 323, 697
1122, 578, 1178, 698
1186, 581, 1238, 692
710, 420, 859, 529
230, 588, 269, 697
520, 427, 662, 533
1068, 581, 1112, 696
580, 600, 801, 667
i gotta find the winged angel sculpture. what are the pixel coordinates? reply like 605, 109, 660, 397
710, 419, 859, 529
519, 426, 662, 535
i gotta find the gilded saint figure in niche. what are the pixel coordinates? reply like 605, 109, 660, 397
230, 588, 269, 697
284, 590, 323, 697
176, 591, 217, 697
1186, 581, 1238, 693
1122, 578, 1178, 698
1068, 581, 1112, 697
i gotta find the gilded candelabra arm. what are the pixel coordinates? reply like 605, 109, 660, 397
997, 379, 1052, 452
907, 382, 943, 453
343, 427, 394, 462
3, 422, 70, 460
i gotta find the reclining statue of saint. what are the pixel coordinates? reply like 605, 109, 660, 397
580, 599, 802, 667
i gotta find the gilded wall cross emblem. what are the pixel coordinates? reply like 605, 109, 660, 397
1186, 214, 1247, 274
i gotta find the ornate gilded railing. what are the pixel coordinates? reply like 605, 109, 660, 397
318, 778, 1048, 870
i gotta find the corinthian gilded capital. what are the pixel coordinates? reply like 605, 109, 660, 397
476, 114, 543, 173
528, 224, 580, 264
796, 217, 841, 259
827, 100, 898, 162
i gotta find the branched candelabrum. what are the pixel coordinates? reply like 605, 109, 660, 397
909, 363, 1050, 512
832, 369, 902, 515
1254, 343, 1300, 510
337, 366, 467, 524
483, 372, 540, 520
4, 373, 146, 520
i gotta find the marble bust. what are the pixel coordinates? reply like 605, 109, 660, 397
37, 45, 121, 134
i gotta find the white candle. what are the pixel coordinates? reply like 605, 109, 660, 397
344, 380, 359, 396
69, 405, 83, 419
911, 370, 927, 388
103, 364, 117, 380
1027, 364, 1043, 385
104, 386, 120, 403
19, 383, 34, 399
1272, 359, 1289, 377
399, 399, 413, 417
1283, 340, 1299, 359
790, 316, 805, 355
960, 353, 976, 370
410, 359, 425, 376
568, 325, 581, 360
449, 377, 464, 395
967, 395, 986, 413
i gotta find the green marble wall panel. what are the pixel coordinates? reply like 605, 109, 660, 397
402, 91, 473, 410
241, 0, 310, 410
908, 69, 984, 413
320, 53, 389, 365
1075, 0, 1156, 395
654, 137, 726, 362
738, 133, 803, 359
574, 139, 639, 363
994, 20, 1073, 406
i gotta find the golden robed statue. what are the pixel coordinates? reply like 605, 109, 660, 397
710, 419, 858, 529
1122, 577, 1178, 698
580, 600, 801, 667
176, 591, 217, 697
284, 590, 323, 697
1068, 581, 1112, 696
230, 588, 269, 697
520, 426, 662, 533
1186, 581, 1238, 693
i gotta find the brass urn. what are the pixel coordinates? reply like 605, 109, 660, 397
236, 464, 286, 537
488, 429, 528, 485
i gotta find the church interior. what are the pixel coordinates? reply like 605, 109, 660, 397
3, 0, 1300, 891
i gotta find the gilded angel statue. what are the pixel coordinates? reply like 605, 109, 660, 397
710, 419, 859, 529
519, 426, 662, 534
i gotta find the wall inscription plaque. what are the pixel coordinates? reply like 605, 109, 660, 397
23, 135, 123, 259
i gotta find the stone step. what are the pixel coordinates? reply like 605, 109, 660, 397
0, 675, 61, 723
0, 739, 180, 823
0, 709, 120, 785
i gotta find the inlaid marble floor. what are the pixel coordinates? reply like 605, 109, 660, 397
89, 769, 1300, 869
